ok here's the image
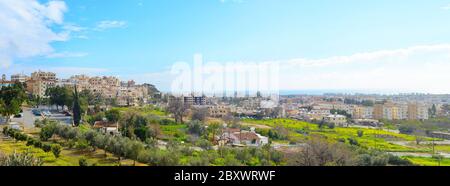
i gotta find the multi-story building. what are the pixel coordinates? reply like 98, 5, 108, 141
11, 73, 29, 83
373, 104, 384, 120
324, 114, 347, 127
184, 96, 206, 106
208, 105, 231, 118
27, 71, 57, 97
31, 71, 56, 81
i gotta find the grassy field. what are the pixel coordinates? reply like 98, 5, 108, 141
243, 118, 432, 152
0, 137, 146, 166
160, 124, 188, 141
404, 156, 450, 166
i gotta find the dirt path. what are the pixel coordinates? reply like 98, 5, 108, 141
241, 122, 273, 129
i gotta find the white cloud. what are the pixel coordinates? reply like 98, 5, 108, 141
0, 0, 69, 68
46, 51, 89, 58
279, 44, 450, 93
95, 20, 127, 31
152, 44, 450, 94
442, 4, 450, 10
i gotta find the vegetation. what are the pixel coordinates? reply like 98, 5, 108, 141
0, 83, 27, 122
0, 150, 43, 166
73, 86, 82, 126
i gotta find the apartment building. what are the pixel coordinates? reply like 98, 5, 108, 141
26, 71, 57, 97
208, 105, 231, 118
353, 106, 374, 119
11, 73, 29, 83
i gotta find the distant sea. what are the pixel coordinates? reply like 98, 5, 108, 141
278, 89, 411, 96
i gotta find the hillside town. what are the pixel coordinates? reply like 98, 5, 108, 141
2, 70, 450, 167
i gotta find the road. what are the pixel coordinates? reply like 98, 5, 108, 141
9, 107, 73, 129
10, 107, 37, 129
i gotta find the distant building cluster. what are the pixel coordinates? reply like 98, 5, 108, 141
2, 71, 158, 107
282, 94, 450, 124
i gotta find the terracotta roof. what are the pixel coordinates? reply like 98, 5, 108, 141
93, 121, 118, 129
233, 131, 260, 141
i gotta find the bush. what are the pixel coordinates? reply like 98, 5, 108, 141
197, 139, 213, 150
51, 144, 62, 158
357, 130, 364, 137
42, 144, 52, 153
33, 140, 42, 148
327, 123, 335, 129
26, 138, 35, 146
0, 151, 43, 166
399, 125, 415, 134
348, 138, 359, 146
387, 155, 413, 166
79, 157, 89, 166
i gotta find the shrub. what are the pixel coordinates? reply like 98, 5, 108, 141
327, 123, 335, 129
26, 138, 35, 146
357, 130, 364, 137
42, 144, 52, 153
0, 151, 43, 166
33, 140, 42, 148
348, 138, 359, 146
79, 157, 89, 166
51, 144, 62, 158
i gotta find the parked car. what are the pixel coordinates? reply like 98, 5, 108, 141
32, 109, 42, 116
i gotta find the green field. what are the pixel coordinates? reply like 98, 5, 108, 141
0, 137, 145, 166
404, 156, 450, 166
243, 118, 432, 152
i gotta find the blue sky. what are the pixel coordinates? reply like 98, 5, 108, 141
2, 0, 450, 93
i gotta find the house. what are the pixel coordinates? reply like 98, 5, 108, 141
324, 114, 347, 127
93, 120, 120, 135
218, 128, 269, 147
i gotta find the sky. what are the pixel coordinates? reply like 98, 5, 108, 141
1, 0, 450, 94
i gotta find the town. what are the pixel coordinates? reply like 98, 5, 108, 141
2, 71, 450, 166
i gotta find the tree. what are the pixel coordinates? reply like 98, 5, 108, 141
290, 136, 356, 166
46, 86, 73, 111
105, 109, 120, 123
191, 107, 209, 122
187, 120, 205, 136
207, 122, 222, 143
73, 86, 82, 126
167, 97, 188, 123
128, 141, 144, 166
0, 83, 26, 122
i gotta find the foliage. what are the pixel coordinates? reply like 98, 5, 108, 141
0, 150, 43, 166
0, 83, 26, 121
51, 144, 62, 158
72, 86, 82, 126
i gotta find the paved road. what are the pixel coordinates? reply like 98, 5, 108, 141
9, 107, 73, 129
10, 107, 37, 129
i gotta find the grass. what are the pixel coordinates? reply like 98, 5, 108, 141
243, 118, 432, 152
160, 124, 188, 141
0, 137, 146, 166
434, 145, 450, 153
404, 156, 450, 166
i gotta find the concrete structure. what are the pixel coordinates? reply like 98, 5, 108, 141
11, 73, 29, 83
324, 114, 347, 126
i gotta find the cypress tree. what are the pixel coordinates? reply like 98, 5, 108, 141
73, 86, 82, 126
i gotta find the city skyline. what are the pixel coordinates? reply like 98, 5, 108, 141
2, 0, 450, 93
